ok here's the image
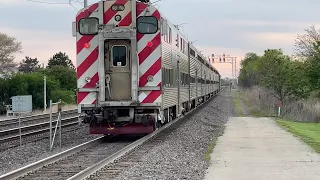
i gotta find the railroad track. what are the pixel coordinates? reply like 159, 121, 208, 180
0, 109, 78, 131
0, 89, 224, 180
0, 116, 81, 151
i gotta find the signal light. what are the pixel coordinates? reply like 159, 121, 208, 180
147, 41, 153, 47
219, 58, 221, 62
84, 43, 90, 49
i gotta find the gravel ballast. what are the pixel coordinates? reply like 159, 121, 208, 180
0, 123, 102, 176
112, 90, 235, 180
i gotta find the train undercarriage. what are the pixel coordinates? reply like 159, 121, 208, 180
81, 91, 218, 135
82, 107, 166, 135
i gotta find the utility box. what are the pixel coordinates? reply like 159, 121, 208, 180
11, 95, 33, 113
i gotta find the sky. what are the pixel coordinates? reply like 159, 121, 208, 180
0, 0, 319, 78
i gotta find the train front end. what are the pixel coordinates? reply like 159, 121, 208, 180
73, 0, 163, 135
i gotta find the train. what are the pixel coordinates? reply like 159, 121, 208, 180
72, 0, 221, 135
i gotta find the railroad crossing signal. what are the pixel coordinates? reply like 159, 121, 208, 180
209, 54, 238, 83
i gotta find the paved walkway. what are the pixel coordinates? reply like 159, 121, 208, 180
204, 117, 320, 180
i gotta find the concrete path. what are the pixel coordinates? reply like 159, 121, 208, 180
204, 117, 320, 180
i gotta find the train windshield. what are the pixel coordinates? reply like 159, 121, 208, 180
137, 16, 158, 34
79, 18, 98, 35
112, 45, 127, 67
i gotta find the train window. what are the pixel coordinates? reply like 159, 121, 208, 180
190, 48, 195, 57
169, 28, 172, 44
112, 45, 127, 67
176, 34, 179, 47
162, 67, 166, 86
168, 69, 171, 86
137, 16, 158, 34
79, 18, 99, 35
171, 69, 174, 86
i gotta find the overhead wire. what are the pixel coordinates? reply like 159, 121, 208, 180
25, 0, 69, 5
25, 0, 81, 10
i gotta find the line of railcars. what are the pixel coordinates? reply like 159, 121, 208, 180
72, 0, 221, 135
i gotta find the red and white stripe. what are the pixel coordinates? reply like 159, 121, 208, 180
76, 3, 100, 105
136, 4, 162, 104
76, 1, 163, 106
103, 0, 132, 26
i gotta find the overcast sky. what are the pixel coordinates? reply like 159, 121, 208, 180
0, 0, 319, 78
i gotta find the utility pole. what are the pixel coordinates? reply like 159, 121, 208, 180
84, 0, 87, 7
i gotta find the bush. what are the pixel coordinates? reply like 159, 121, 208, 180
51, 90, 76, 105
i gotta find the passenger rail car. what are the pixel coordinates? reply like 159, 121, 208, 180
72, 0, 221, 135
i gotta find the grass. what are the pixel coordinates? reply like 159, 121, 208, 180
232, 91, 244, 116
276, 119, 320, 153
206, 137, 217, 162
238, 91, 271, 117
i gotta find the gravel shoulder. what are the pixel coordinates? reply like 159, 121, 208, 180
112, 90, 235, 180
0, 123, 102, 176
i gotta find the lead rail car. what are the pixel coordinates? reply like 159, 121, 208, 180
72, 0, 221, 135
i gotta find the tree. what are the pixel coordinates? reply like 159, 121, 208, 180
293, 25, 320, 58
44, 65, 77, 91
257, 49, 292, 102
305, 52, 320, 91
18, 56, 40, 73
47, 52, 75, 69
0, 32, 22, 74
286, 60, 311, 99
4, 72, 60, 109
238, 53, 260, 87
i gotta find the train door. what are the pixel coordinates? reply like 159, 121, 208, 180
104, 40, 131, 101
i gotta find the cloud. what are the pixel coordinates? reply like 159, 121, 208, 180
0, 27, 76, 66
0, 0, 20, 4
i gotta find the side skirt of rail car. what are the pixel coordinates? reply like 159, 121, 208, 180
90, 123, 155, 135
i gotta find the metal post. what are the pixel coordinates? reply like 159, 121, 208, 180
18, 114, 21, 146
84, 0, 87, 7
18, 97, 22, 146
58, 99, 62, 149
49, 100, 52, 149
44, 76, 46, 112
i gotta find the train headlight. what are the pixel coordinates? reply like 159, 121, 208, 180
85, 77, 91, 83
115, 15, 122, 22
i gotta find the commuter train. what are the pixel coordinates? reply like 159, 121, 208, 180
72, 0, 221, 135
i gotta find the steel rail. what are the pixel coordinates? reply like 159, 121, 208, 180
0, 109, 78, 126
0, 115, 81, 139
0, 117, 80, 145
0, 137, 105, 180
68, 88, 226, 180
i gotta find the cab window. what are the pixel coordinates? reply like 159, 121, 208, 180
79, 18, 98, 35
137, 16, 158, 34
112, 46, 127, 67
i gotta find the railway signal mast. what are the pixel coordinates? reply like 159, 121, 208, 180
209, 54, 238, 85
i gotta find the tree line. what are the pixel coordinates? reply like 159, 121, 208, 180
0, 32, 77, 113
238, 25, 320, 104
